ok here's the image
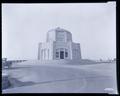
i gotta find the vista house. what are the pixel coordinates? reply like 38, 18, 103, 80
38, 27, 81, 60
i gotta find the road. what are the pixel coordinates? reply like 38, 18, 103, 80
2, 62, 118, 94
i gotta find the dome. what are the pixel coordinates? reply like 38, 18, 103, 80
46, 27, 72, 42
48, 27, 71, 34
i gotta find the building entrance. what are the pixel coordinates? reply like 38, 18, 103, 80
60, 51, 64, 59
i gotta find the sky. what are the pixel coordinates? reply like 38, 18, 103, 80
2, 2, 116, 60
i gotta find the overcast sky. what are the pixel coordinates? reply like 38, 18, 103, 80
2, 2, 116, 60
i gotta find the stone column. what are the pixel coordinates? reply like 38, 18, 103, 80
43, 49, 44, 60
64, 48, 65, 59
45, 49, 48, 60
44, 49, 46, 60
44, 49, 45, 60
69, 42, 73, 59
38, 44, 40, 60
48, 49, 49, 60
59, 49, 60, 59
41, 49, 43, 60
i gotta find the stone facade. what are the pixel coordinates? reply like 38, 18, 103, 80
38, 27, 81, 60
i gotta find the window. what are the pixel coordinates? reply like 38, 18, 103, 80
56, 32, 65, 42
65, 52, 68, 57
56, 48, 68, 59
65, 49, 68, 57
56, 49, 59, 58
56, 52, 59, 58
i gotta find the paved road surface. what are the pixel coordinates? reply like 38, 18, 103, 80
2, 62, 118, 94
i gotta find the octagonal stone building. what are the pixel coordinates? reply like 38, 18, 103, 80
38, 27, 81, 60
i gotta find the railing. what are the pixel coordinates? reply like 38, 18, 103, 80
2, 60, 27, 69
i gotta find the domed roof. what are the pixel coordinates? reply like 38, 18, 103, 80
48, 27, 71, 34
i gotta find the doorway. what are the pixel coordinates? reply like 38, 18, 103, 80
60, 51, 64, 59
